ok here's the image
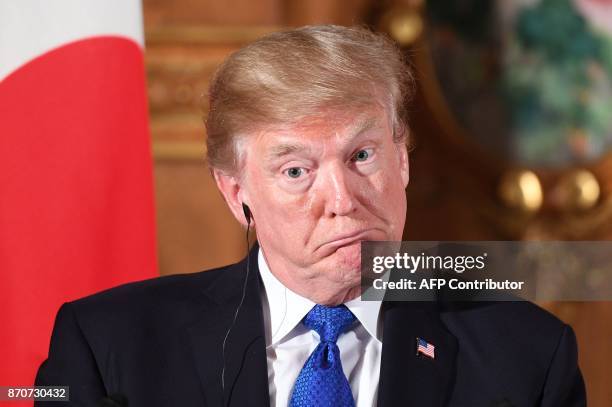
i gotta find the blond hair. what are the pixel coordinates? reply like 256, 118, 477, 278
205, 24, 414, 173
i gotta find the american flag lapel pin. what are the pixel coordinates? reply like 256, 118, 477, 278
416, 337, 435, 359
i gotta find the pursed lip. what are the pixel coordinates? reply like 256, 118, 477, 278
317, 229, 375, 253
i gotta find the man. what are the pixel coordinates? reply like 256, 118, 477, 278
36, 25, 585, 406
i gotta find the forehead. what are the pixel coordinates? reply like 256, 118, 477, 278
254, 106, 392, 152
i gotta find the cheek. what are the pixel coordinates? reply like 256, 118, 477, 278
335, 243, 362, 270
361, 170, 401, 201
253, 178, 307, 217
364, 171, 407, 234
252, 192, 316, 247
381, 158, 408, 197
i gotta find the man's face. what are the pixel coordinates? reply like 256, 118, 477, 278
221, 105, 409, 304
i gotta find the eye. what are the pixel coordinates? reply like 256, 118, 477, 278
284, 167, 305, 178
352, 149, 371, 162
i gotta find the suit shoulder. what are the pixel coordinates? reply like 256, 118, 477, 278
488, 301, 565, 332
442, 299, 565, 329
67, 261, 240, 320
441, 300, 570, 360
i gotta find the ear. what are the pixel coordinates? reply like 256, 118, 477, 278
396, 141, 410, 188
212, 169, 252, 228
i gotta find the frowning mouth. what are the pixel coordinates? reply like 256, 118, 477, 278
317, 230, 376, 254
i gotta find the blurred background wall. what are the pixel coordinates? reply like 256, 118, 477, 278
143, 0, 611, 405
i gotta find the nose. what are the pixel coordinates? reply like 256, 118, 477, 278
319, 162, 357, 217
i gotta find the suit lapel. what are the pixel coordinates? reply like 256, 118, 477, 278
378, 301, 458, 406
183, 245, 270, 407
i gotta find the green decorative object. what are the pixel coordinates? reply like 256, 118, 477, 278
426, 0, 612, 166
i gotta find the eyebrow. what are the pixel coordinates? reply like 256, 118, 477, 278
266, 117, 381, 160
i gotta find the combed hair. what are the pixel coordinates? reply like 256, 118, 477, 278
205, 24, 415, 173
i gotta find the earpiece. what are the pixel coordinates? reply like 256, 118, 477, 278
222, 201, 253, 404
242, 203, 252, 224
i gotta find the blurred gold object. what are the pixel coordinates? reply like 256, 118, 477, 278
498, 170, 543, 212
153, 141, 205, 161
146, 25, 280, 46
382, 8, 423, 46
556, 169, 600, 211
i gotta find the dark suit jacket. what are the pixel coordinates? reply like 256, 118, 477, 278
35, 245, 586, 406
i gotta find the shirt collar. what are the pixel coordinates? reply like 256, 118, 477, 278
258, 248, 383, 347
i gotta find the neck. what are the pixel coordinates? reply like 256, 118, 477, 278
274, 275, 361, 306
315, 285, 360, 305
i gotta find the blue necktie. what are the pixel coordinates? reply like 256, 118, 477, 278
289, 304, 357, 407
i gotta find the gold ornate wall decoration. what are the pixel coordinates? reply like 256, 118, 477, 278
146, 25, 281, 160
152, 141, 206, 161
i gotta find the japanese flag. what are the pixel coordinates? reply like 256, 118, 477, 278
0, 0, 157, 392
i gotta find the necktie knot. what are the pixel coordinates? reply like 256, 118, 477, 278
303, 304, 356, 343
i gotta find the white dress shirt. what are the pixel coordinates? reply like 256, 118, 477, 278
258, 249, 383, 407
